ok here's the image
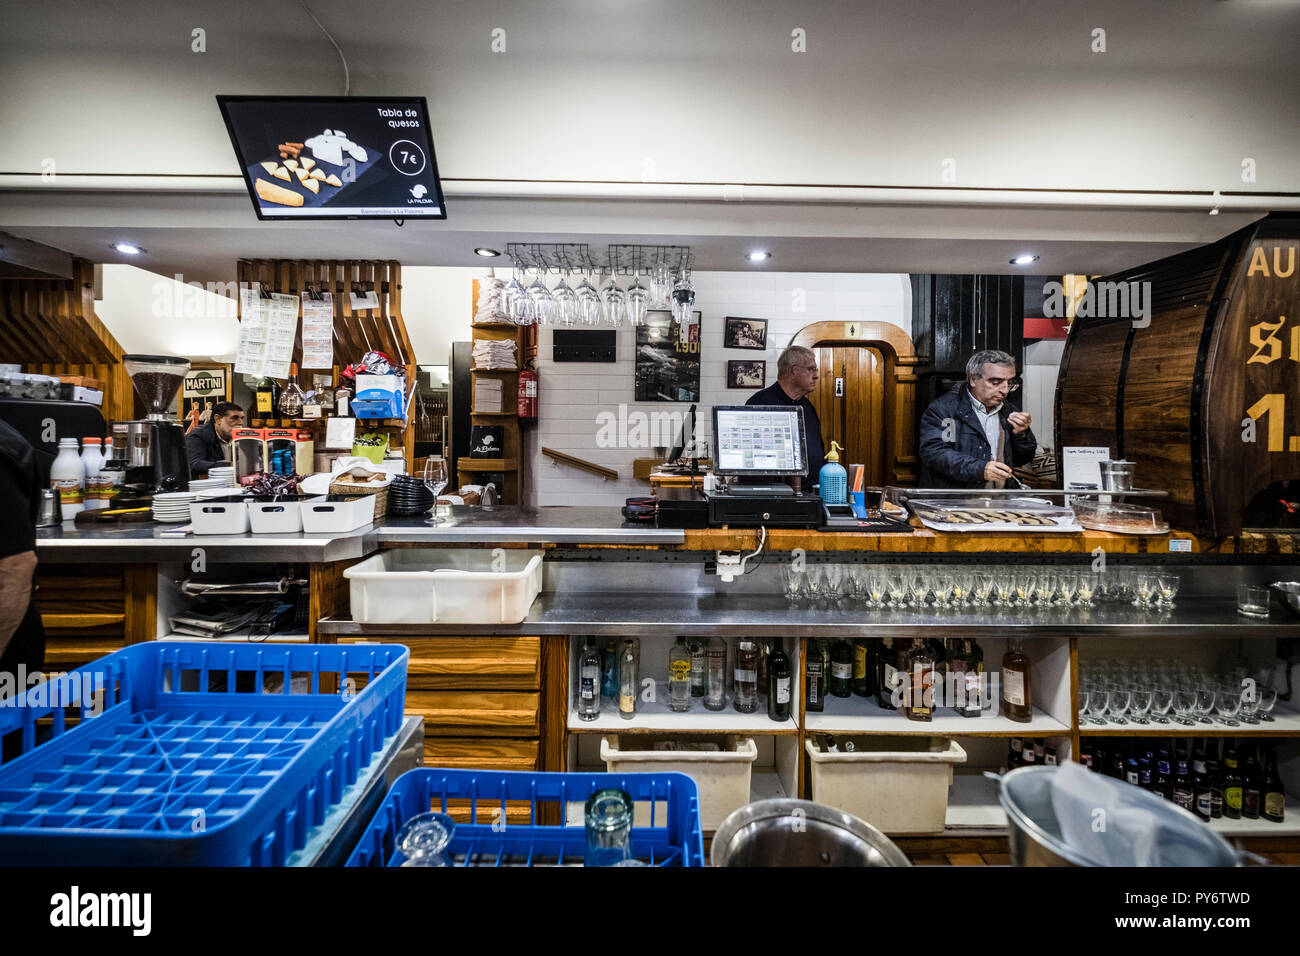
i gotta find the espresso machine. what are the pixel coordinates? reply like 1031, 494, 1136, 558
116, 354, 191, 495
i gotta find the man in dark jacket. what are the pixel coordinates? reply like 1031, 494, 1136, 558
918, 349, 1036, 488
1, 420, 45, 761
185, 401, 244, 476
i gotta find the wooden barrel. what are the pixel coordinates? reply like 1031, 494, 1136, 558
1056, 214, 1300, 537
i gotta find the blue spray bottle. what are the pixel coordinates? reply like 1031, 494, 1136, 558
819, 440, 847, 504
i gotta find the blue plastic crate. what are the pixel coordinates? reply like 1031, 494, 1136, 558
346, 767, 705, 867
0, 641, 408, 866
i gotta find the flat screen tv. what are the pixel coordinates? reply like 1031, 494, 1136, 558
217, 95, 446, 220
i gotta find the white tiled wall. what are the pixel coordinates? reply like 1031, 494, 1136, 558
1022, 339, 1065, 454
528, 272, 912, 507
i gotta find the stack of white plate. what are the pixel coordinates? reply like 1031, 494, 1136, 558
207, 466, 236, 487
151, 491, 197, 523
194, 487, 240, 500
189, 476, 231, 493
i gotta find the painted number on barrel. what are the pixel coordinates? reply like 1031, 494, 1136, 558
1245, 393, 1298, 452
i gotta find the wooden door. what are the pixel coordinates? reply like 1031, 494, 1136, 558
810, 346, 887, 486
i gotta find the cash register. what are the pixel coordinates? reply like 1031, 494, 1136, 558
706, 404, 823, 527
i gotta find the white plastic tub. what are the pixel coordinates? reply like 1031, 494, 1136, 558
804, 736, 967, 835
300, 494, 376, 534
248, 499, 303, 534
600, 735, 758, 831
189, 499, 250, 536
344, 548, 543, 624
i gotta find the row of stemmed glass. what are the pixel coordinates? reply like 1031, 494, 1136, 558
498, 260, 694, 329
1090, 568, 1181, 608
1079, 670, 1279, 727
781, 564, 1111, 609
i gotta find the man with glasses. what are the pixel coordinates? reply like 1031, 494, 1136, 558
919, 349, 1036, 488
745, 345, 826, 490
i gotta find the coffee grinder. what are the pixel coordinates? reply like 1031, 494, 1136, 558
116, 354, 191, 495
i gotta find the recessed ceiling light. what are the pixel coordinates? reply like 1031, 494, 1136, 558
112, 242, 145, 255
1009, 254, 1039, 265
474, 247, 500, 257
746, 250, 771, 262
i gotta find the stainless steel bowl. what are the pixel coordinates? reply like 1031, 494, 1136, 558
1271, 582, 1300, 618
710, 798, 911, 867
997, 766, 1241, 867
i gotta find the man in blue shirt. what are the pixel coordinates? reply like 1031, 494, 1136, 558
746, 345, 826, 491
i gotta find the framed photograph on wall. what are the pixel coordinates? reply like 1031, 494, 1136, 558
723, 316, 767, 350
727, 359, 766, 389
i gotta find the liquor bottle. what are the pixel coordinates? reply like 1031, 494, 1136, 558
929, 638, 949, 700
618, 638, 638, 720
1207, 742, 1224, 819
1139, 749, 1154, 791
1000, 637, 1032, 723
756, 640, 771, 700
828, 640, 854, 698
1241, 746, 1262, 820
1172, 746, 1194, 811
668, 637, 692, 713
1263, 747, 1286, 824
767, 638, 792, 722
1044, 745, 1058, 766
600, 639, 618, 700
949, 638, 983, 718
278, 363, 305, 418
1222, 741, 1242, 819
1009, 737, 1024, 770
1021, 739, 1037, 767
851, 639, 874, 698
254, 374, 281, 418
1192, 742, 1212, 822
1110, 741, 1125, 779
578, 637, 601, 721
1155, 748, 1173, 800
902, 638, 934, 722
826, 734, 840, 754
705, 636, 727, 712
876, 637, 899, 711
805, 639, 826, 712
1079, 738, 1092, 770
1125, 744, 1140, 787
1094, 741, 1109, 778
1034, 740, 1046, 765
689, 639, 707, 698
733, 640, 759, 714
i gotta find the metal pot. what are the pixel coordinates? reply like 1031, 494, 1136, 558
995, 766, 1241, 867
1271, 581, 1300, 618
710, 798, 911, 867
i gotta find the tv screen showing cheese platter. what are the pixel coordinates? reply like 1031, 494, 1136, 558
217, 95, 446, 220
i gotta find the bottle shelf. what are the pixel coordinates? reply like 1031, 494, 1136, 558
569, 681, 798, 734
804, 695, 1071, 737
1209, 798, 1300, 836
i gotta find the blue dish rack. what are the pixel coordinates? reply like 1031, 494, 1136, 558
346, 768, 705, 867
0, 641, 408, 866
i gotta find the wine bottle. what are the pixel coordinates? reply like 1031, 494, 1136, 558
805, 639, 826, 713
278, 362, 305, 418
828, 640, 854, 698
767, 638, 792, 722
902, 638, 934, 722
1000, 637, 1032, 723
1263, 746, 1285, 823
254, 374, 280, 418
1222, 741, 1242, 819
876, 637, 899, 711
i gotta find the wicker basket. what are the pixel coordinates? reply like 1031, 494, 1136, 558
328, 477, 390, 518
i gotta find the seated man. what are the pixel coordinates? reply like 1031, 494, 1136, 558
746, 345, 826, 491
919, 349, 1036, 489
185, 400, 244, 476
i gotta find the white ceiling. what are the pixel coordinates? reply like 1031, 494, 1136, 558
0, 0, 1295, 278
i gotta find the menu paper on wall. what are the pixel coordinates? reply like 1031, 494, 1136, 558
235, 288, 300, 378
300, 292, 334, 369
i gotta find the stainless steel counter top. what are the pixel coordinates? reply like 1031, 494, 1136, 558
370, 507, 685, 545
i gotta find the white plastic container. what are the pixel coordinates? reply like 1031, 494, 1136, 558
299, 494, 376, 534
344, 548, 543, 624
189, 499, 250, 535
804, 736, 967, 835
600, 735, 758, 831
79, 437, 104, 478
50, 437, 85, 520
248, 499, 304, 534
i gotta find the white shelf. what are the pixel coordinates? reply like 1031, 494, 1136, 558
945, 773, 1009, 830
1083, 703, 1300, 735
569, 682, 797, 733
749, 768, 790, 803
805, 695, 1070, 736
1209, 798, 1300, 836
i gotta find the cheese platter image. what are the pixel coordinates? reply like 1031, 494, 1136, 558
218, 95, 446, 220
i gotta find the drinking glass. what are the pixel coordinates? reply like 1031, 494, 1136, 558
1172, 688, 1198, 725
1076, 572, 1097, 607
576, 268, 602, 326
600, 268, 626, 327
1236, 584, 1270, 618
1129, 688, 1152, 724
1194, 685, 1217, 724
930, 570, 954, 608
1113, 568, 1135, 604
907, 572, 929, 608
1154, 574, 1180, 608
952, 571, 975, 607
1108, 687, 1131, 725
804, 566, 825, 603
1132, 573, 1156, 608
993, 570, 1015, 607
585, 789, 633, 867
1090, 688, 1111, 725
885, 573, 908, 609
527, 265, 556, 325
1013, 571, 1034, 608
625, 268, 650, 327
671, 270, 696, 326
1257, 687, 1278, 721
971, 572, 994, 607
1149, 687, 1173, 724
845, 566, 866, 605
1055, 571, 1078, 607
423, 457, 448, 525
1035, 570, 1057, 607
501, 265, 529, 325
1078, 689, 1094, 725
553, 269, 578, 327
865, 571, 886, 609
781, 565, 804, 603
1214, 683, 1241, 726
396, 811, 455, 867
650, 261, 673, 308
1238, 681, 1260, 724
822, 564, 844, 600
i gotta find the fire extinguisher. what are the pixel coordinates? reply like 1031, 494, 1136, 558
518, 366, 538, 421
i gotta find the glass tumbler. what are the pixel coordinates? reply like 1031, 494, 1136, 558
585, 789, 633, 867
396, 811, 456, 867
